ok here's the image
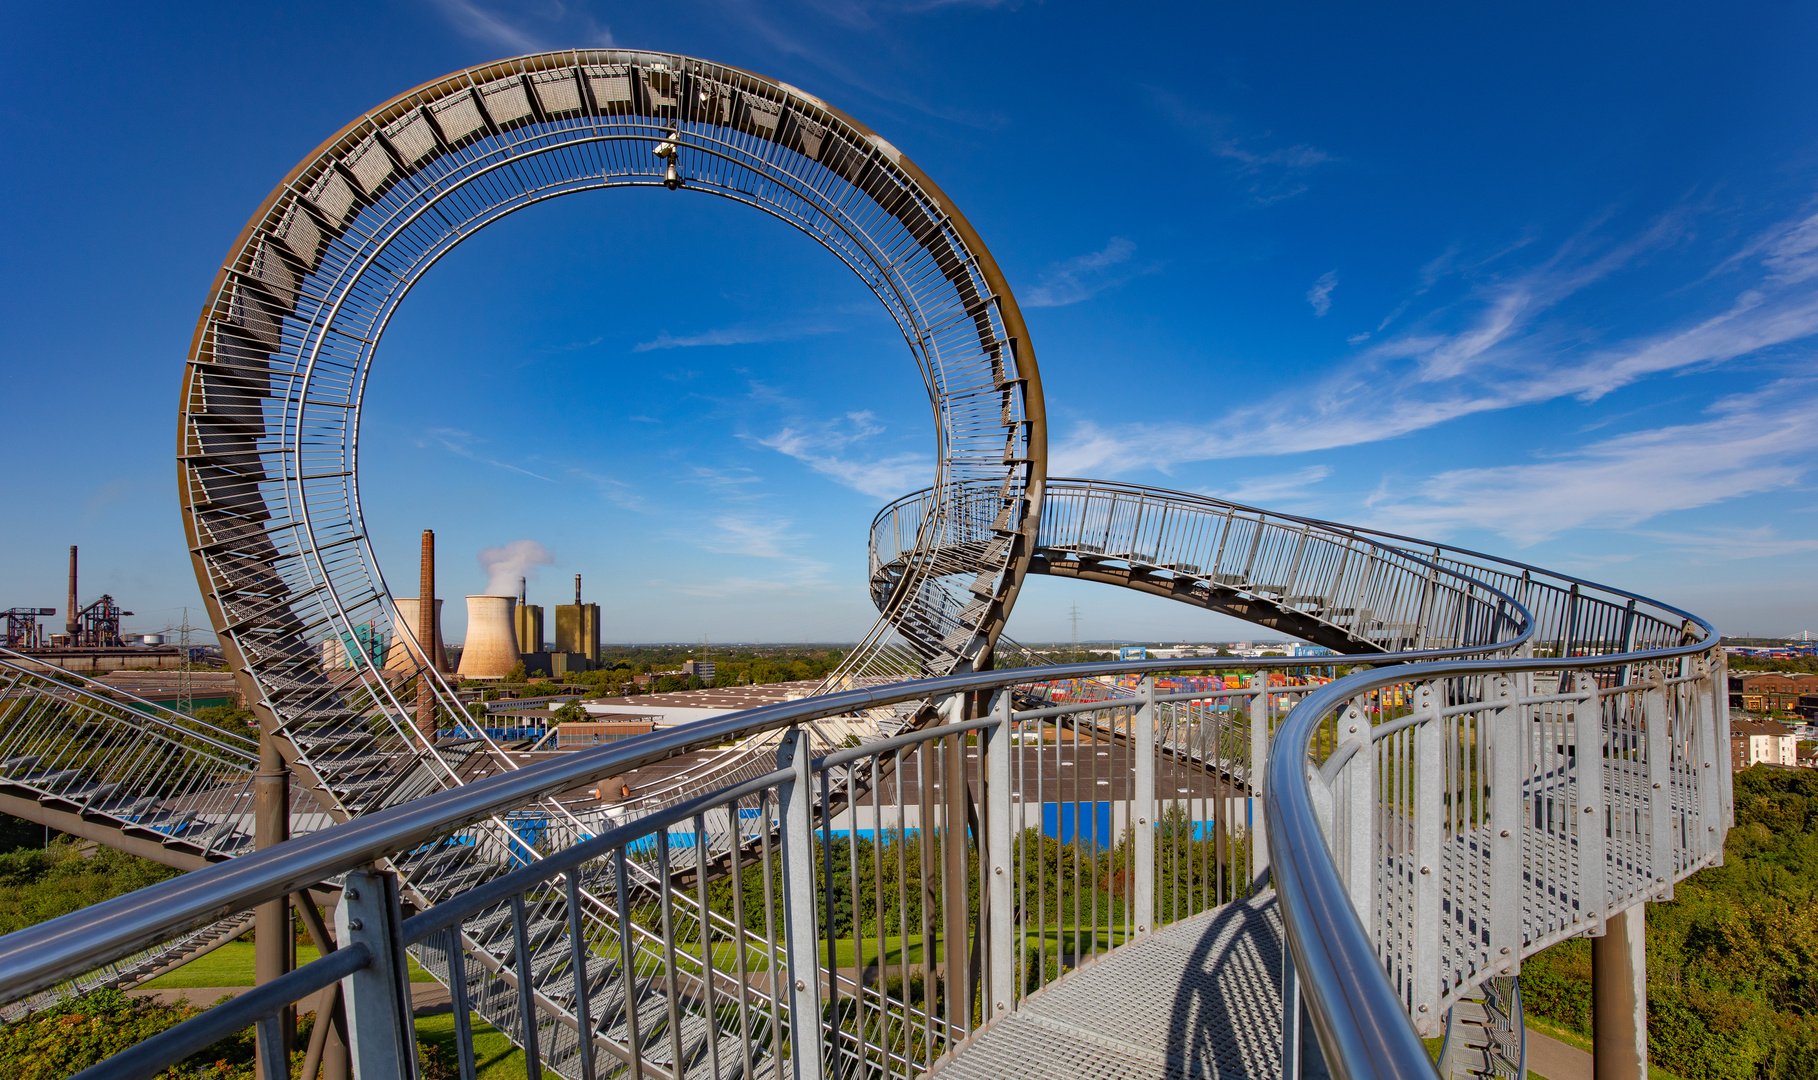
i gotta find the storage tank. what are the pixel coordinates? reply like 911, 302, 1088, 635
140, 633, 166, 646
456, 595, 520, 678
385, 598, 446, 671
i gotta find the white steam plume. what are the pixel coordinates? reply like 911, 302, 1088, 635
478, 540, 555, 596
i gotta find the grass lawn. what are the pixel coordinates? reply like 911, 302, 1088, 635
142, 940, 435, 988
415, 1012, 549, 1079
681, 926, 1135, 974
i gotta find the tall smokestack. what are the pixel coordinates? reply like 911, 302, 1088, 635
65, 546, 78, 638
575, 574, 582, 606
520, 577, 527, 605
417, 530, 438, 745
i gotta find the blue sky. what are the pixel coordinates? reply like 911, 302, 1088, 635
2, 1, 1816, 645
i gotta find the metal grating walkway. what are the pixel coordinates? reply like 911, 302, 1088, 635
937, 893, 1295, 1079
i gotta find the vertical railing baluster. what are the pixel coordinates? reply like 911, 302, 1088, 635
656, 832, 685, 1076
728, 802, 757, 1080
615, 849, 644, 1080
1692, 658, 1720, 866
1643, 666, 1672, 901
986, 689, 1013, 1022
1134, 677, 1155, 937
1281, 941, 1302, 1080
776, 727, 825, 1080
1250, 676, 1270, 888
445, 926, 477, 1080
1575, 671, 1608, 938
562, 874, 596, 1080
1341, 701, 1373, 930
509, 893, 543, 1080
1487, 674, 1520, 978
692, 810, 721, 1080
1412, 682, 1442, 1035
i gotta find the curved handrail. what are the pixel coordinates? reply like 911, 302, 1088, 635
1264, 606, 1717, 1080
0, 633, 1544, 1008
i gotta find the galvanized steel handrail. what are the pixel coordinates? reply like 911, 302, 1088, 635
0, 636, 1528, 1010
1264, 607, 1718, 1080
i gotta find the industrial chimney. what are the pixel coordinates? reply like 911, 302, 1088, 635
65, 546, 78, 638
555, 573, 601, 665
457, 595, 521, 678
385, 598, 446, 670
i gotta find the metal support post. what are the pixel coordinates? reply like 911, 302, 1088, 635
985, 689, 1014, 1022
1575, 673, 1608, 938
1281, 940, 1302, 1080
1340, 702, 1373, 929
1592, 902, 1648, 1080
336, 867, 416, 1080
1133, 677, 1156, 936
1488, 675, 1521, 976
1250, 675, 1270, 887
775, 728, 825, 1080
1412, 682, 1442, 1035
1716, 650, 1733, 839
1643, 667, 1673, 900
938, 694, 971, 1030
1692, 657, 1720, 866
254, 706, 292, 1079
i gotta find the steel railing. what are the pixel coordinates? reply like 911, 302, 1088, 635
0, 576, 1725, 1080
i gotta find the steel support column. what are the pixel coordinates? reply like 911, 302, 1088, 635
254, 705, 292, 1078
1593, 902, 1648, 1080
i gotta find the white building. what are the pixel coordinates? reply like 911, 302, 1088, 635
1731, 716, 1798, 768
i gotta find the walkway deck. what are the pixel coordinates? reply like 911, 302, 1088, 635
939, 893, 1320, 1080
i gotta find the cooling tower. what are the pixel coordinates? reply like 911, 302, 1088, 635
384, 598, 446, 671
457, 595, 520, 678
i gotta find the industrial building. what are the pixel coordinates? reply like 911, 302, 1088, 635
555, 575, 601, 664
5, 546, 185, 671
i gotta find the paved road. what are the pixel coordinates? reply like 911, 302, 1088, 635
1525, 1026, 1592, 1080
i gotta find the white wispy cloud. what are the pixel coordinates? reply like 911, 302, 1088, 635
1307, 271, 1337, 317
421, 428, 553, 482
757, 410, 932, 498
633, 319, 842, 352
1147, 89, 1334, 203
1632, 526, 1818, 560
700, 516, 807, 560
1052, 205, 1818, 475
571, 469, 646, 511
423, 0, 613, 50
1362, 380, 1818, 545
1205, 466, 1332, 507
1024, 238, 1156, 308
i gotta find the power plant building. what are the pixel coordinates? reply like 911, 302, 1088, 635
458, 595, 521, 679
516, 604, 544, 655
514, 577, 543, 654
385, 598, 446, 671
554, 575, 600, 664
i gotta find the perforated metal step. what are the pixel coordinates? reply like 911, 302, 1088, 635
936, 893, 1289, 1080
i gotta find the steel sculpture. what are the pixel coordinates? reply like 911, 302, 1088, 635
0, 47, 1732, 1080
